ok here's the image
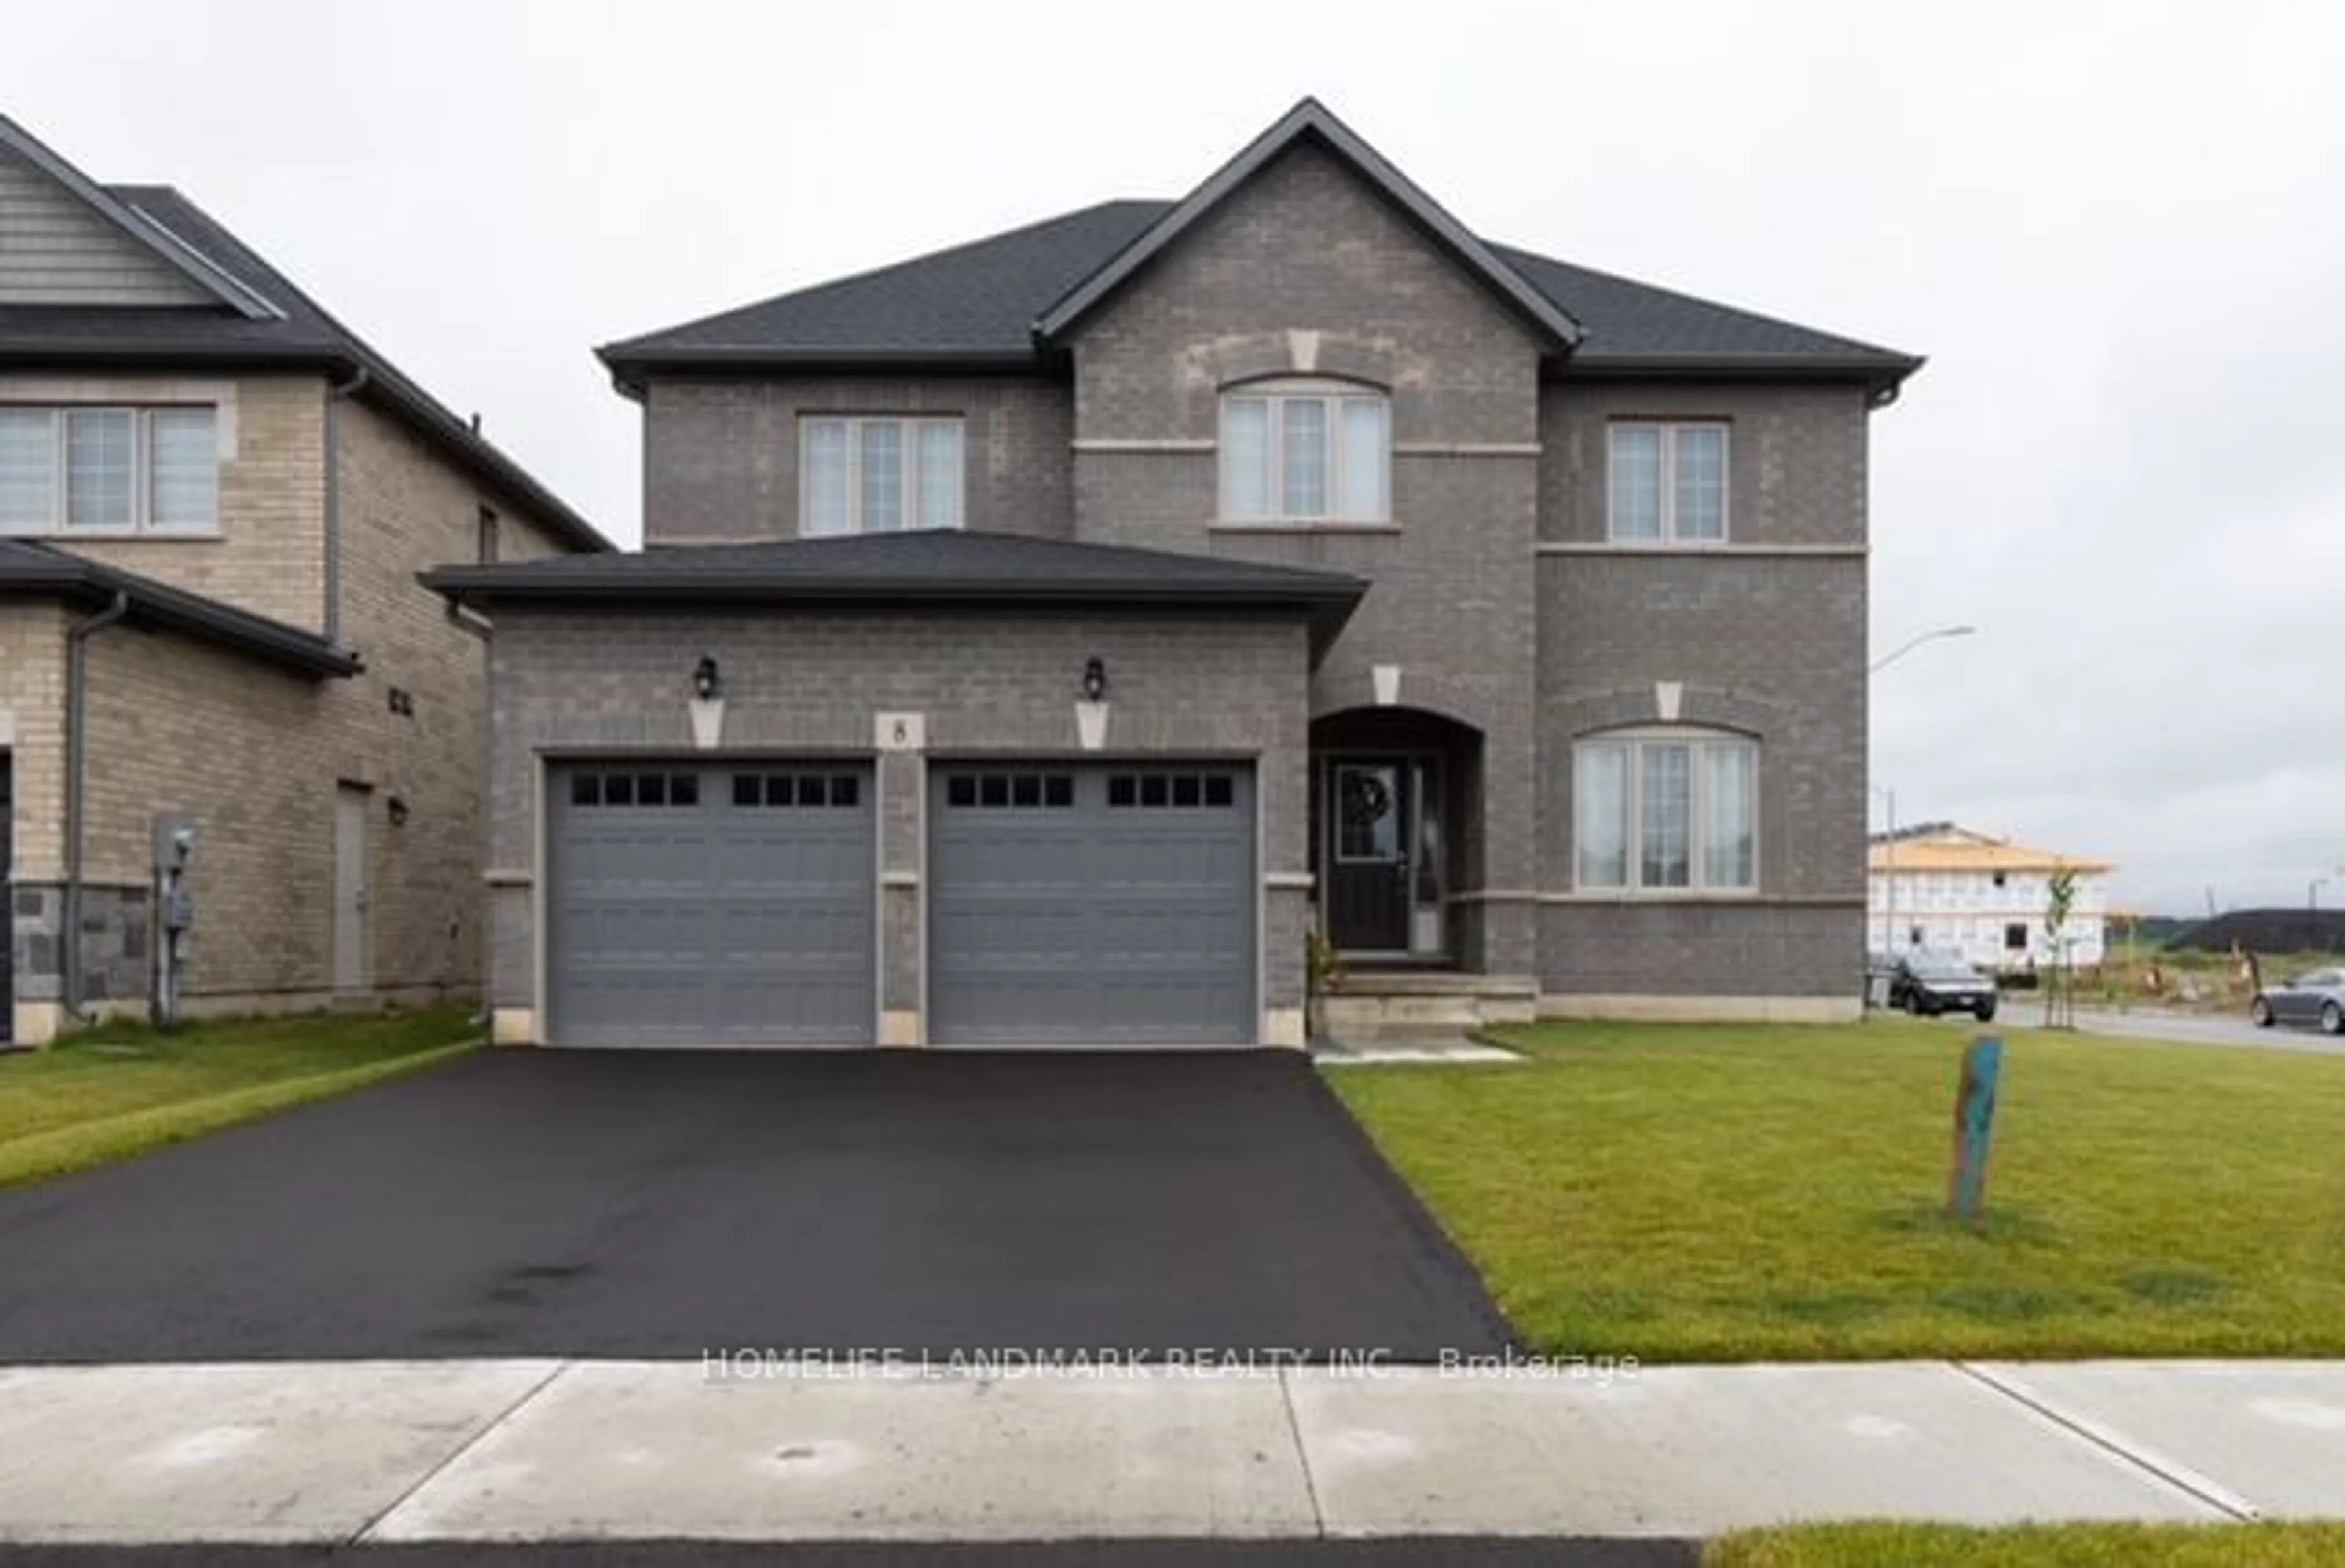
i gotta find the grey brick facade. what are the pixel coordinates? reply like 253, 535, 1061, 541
1534, 382, 1871, 1008
645, 377, 1072, 545
1063, 140, 1547, 981
482, 608, 1312, 1045
553, 103, 1909, 1029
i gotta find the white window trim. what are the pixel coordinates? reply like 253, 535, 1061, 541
798, 415, 965, 536
1219, 379, 1391, 525
0, 403, 222, 538
1572, 728, 1760, 896
1606, 421, 1731, 545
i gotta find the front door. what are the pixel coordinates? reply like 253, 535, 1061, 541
333, 783, 371, 997
1326, 760, 1411, 953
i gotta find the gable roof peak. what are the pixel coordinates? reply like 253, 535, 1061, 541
1033, 98, 1583, 350
0, 114, 282, 320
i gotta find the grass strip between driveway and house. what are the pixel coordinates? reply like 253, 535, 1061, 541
0, 1006, 480, 1188
1706, 1522, 2345, 1567
1329, 1018, 2345, 1362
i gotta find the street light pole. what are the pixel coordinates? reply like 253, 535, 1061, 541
1871, 624, 1977, 676
1882, 785, 1898, 957
1870, 625, 1978, 974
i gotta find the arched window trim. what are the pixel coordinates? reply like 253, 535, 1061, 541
1220, 377, 1391, 524
1217, 371, 1392, 396
1573, 725, 1760, 895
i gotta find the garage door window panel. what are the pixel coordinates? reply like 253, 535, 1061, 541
731, 771, 862, 808
946, 769, 1077, 810
1108, 771, 1241, 810
569, 769, 702, 809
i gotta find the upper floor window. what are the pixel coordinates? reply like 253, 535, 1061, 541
1608, 421, 1728, 543
1221, 382, 1389, 523
1576, 730, 1756, 892
0, 405, 218, 535
801, 416, 963, 535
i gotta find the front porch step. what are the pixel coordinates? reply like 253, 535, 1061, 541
1335, 971, 1537, 999
1317, 973, 1537, 1041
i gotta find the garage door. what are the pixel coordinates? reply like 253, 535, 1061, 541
547, 763, 874, 1047
929, 762, 1255, 1046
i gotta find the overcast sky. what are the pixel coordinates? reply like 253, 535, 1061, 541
8, 1, 2340, 916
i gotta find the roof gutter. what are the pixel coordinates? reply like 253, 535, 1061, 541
322, 364, 370, 645
1555, 352, 1926, 405
62, 591, 130, 1022
595, 346, 1047, 401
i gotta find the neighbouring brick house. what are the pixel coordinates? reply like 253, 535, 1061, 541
0, 116, 607, 1044
425, 99, 1921, 1049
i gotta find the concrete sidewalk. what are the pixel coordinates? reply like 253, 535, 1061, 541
1, 1359, 2340, 1544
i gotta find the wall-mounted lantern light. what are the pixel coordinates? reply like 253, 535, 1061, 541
1075, 656, 1110, 752
386, 794, 411, 827
688, 655, 725, 750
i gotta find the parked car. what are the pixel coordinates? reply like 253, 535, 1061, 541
1888, 952, 1999, 1021
2250, 967, 2345, 1034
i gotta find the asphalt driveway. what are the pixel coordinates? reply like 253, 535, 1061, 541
0, 1050, 1512, 1363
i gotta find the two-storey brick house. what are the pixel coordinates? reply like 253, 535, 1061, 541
0, 116, 608, 1044
427, 100, 1919, 1049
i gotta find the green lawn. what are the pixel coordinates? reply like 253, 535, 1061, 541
1707, 1523, 2345, 1567
0, 1006, 480, 1186
1329, 1019, 2345, 1361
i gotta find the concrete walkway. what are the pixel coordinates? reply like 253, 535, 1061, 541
2, 1359, 2341, 1544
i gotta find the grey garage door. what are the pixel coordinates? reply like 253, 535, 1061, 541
929, 762, 1256, 1046
548, 762, 874, 1047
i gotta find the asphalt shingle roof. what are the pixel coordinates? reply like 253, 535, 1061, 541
605, 201, 1170, 362
0, 117, 609, 552
425, 526, 1361, 595
421, 529, 1368, 649
0, 538, 360, 677
1489, 245, 1916, 371
93, 187, 609, 551
602, 196, 1919, 386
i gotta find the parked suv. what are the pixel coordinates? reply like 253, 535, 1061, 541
1888, 952, 2000, 1021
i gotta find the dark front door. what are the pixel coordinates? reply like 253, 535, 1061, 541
1326, 760, 1411, 953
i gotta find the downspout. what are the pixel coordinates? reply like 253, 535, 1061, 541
62, 592, 131, 1019
441, 590, 492, 1028
322, 365, 369, 645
